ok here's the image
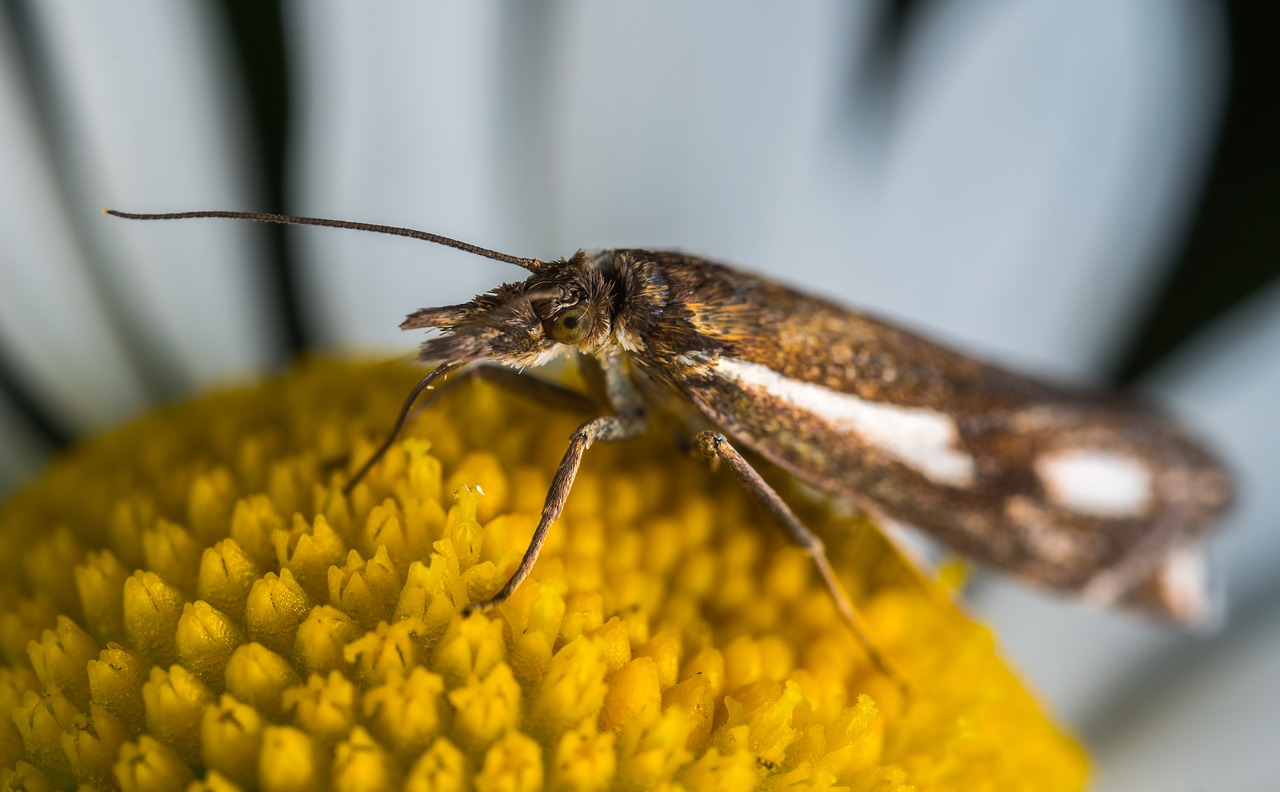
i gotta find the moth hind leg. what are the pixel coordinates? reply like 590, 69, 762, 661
694, 430, 907, 691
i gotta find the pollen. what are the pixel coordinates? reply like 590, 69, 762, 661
0, 360, 1087, 790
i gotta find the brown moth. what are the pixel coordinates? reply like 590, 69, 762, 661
106, 210, 1234, 677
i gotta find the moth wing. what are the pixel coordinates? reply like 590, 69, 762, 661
621, 252, 1230, 624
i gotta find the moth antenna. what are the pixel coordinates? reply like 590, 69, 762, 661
343, 361, 460, 496
103, 208, 546, 272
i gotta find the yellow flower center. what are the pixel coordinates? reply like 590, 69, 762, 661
0, 360, 1086, 790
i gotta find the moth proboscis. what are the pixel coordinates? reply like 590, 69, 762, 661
106, 208, 1235, 687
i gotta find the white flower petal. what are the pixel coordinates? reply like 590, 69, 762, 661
287, 1, 513, 351
859, 0, 1224, 375
31, 0, 278, 385
973, 282, 1280, 789
0, 19, 148, 428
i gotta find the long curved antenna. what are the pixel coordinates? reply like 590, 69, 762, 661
104, 209, 546, 272
343, 362, 460, 495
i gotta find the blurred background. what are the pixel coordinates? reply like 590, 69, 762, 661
1, 1, 1276, 787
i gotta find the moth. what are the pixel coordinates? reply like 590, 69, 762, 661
107, 209, 1234, 678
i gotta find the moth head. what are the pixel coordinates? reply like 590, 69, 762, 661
402, 251, 617, 367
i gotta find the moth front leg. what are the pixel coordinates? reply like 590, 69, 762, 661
344, 363, 597, 494
419, 363, 599, 416
694, 430, 905, 689
464, 410, 648, 614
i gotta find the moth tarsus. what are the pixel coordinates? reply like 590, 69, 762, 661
106, 208, 1234, 685
340, 361, 460, 497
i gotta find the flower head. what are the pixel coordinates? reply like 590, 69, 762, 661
0, 360, 1086, 790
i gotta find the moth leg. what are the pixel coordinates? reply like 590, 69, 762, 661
343, 363, 597, 494
694, 430, 905, 688
464, 411, 648, 615
417, 363, 599, 416
343, 363, 459, 494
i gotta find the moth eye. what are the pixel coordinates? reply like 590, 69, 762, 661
548, 307, 590, 345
